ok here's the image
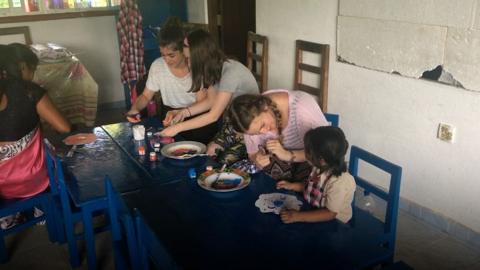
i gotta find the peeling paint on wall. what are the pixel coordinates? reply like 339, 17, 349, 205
337, 0, 480, 92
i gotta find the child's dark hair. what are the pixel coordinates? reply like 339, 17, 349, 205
304, 126, 349, 177
226, 94, 282, 134
9, 43, 38, 71
157, 17, 185, 51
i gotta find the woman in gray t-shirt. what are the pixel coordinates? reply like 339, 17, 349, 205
159, 29, 259, 140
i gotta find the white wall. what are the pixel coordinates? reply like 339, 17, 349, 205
1, 16, 124, 105
257, 0, 480, 232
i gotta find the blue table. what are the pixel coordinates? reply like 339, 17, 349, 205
63, 119, 216, 205
63, 120, 392, 269
60, 119, 215, 269
62, 126, 151, 206
101, 119, 217, 185
123, 172, 392, 270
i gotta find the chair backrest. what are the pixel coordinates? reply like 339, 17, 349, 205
324, 112, 339, 127
294, 40, 330, 111
348, 145, 402, 254
44, 145, 60, 196
134, 209, 178, 270
47, 153, 78, 228
105, 176, 140, 270
246, 31, 268, 92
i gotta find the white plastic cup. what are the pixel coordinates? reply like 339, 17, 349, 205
132, 125, 146, 140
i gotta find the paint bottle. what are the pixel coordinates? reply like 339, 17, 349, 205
138, 145, 146, 156
188, 168, 197, 180
149, 152, 157, 161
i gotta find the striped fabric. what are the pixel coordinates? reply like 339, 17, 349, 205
117, 0, 146, 85
34, 58, 98, 127
304, 168, 332, 208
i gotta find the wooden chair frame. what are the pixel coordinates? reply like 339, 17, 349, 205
0, 26, 32, 45
247, 31, 268, 92
294, 40, 329, 111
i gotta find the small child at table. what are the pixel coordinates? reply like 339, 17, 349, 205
276, 126, 356, 224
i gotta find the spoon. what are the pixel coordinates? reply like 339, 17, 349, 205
212, 164, 227, 185
178, 153, 209, 158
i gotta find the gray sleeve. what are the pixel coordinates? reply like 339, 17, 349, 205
215, 60, 259, 96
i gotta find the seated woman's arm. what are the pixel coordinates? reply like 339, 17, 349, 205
127, 87, 156, 114
36, 94, 71, 133
160, 87, 232, 137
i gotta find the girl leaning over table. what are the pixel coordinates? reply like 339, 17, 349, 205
226, 89, 329, 181
0, 44, 71, 229
126, 18, 218, 144
158, 29, 259, 158
277, 126, 356, 224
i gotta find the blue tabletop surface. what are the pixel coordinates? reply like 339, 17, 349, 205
124, 173, 390, 270
101, 119, 218, 185
62, 120, 390, 268
63, 127, 152, 206
63, 119, 217, 206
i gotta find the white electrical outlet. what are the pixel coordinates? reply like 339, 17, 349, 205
437, 123, 455, 143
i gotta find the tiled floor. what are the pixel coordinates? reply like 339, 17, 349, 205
2, 108, 480, 270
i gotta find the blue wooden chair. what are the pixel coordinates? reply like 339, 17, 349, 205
324, 112, 339, 127
0, 147, 60, 263
46, 153, 110, 269
348, 145, 402, 265
105, 176, 140, 270
134, 209, 178, 270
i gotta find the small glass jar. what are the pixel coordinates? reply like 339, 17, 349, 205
138, 145, 146, 156
149, 151, 157, 161
154, 143, 161, 152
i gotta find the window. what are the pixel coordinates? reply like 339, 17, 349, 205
0, 0, 120, 16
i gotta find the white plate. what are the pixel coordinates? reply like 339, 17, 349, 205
160, 141, 206, 160
197, 168, 251, 192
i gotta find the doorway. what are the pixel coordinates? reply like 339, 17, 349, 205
207, 0, 256, 64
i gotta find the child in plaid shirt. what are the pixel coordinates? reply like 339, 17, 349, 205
276, 126, 356, 223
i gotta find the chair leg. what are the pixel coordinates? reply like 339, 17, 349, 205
64, 218, 81, 268
124, 216, 140, 270
53, 206, 66, 244
42, 199, 58, 243
82, 208, 97, 270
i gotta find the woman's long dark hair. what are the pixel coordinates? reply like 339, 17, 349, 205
9, 42, 39, 71
186, 29, 227, 92
0, 45, 23, 103
157, 17, 185, 51
304, 126, 349, 177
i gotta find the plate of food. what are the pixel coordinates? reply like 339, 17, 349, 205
160, 141, 206, 160
197, 168, 251, 192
